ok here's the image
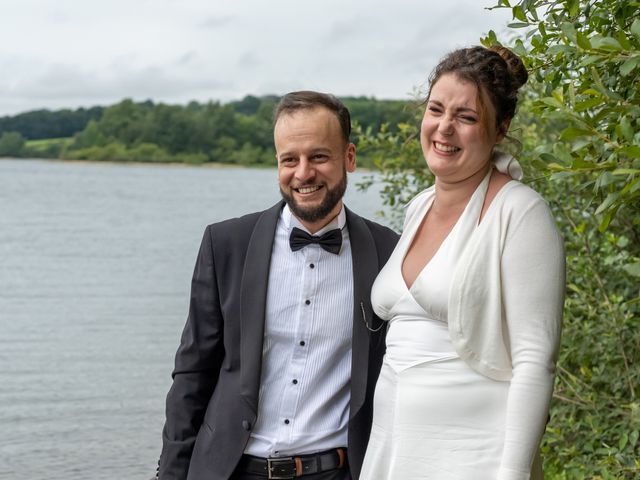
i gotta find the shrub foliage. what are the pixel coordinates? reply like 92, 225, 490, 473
357, 1, 639, 477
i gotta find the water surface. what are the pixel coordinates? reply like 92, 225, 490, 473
0, 159, 388, 480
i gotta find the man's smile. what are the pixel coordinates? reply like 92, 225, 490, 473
295, 185, 323, 194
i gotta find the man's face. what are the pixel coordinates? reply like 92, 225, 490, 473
274, 107, 356, 233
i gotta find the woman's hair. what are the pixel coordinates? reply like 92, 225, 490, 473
427, 46, 528, 135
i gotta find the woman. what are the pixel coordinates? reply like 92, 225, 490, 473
360, 46, 565, 480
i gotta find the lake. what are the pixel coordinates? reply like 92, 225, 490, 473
0, 158, 390, 480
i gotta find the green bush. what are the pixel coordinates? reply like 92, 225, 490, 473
357, 1, 639, 477
0, 131, 26, 157
128, 143, 171, 163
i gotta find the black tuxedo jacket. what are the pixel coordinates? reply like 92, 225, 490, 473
159, 201, 398, 480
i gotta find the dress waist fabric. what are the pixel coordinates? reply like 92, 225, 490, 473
384, 297, 458, 372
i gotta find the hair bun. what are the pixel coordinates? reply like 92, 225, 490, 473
490, 45, 528, 89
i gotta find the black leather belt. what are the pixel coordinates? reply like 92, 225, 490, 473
237, 448, 347, 479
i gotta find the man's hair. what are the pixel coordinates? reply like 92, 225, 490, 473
273, 91, 351, 143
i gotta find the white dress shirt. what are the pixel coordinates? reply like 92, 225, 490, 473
244, 204, 354, 458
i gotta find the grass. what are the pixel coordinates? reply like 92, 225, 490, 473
25, 137, 73, 152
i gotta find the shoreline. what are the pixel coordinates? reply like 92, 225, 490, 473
1, 156, 377, 171
1, 156, 275, 169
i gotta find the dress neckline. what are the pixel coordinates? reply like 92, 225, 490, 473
401, 168, 494, 292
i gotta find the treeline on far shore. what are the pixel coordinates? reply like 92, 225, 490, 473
0, 95, 417, 167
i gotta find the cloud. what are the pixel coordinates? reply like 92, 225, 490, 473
237, 51, 261, 69
0, 62, 229, 112
177, 51, 198, 66
198, 15, 234, 29
0, 0, 516, 115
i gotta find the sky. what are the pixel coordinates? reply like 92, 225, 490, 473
0, 0, 515, 116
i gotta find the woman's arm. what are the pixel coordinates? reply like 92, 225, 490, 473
498, 197, 565, 480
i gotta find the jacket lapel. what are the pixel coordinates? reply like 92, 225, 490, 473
240, 201, 284, 412
346, 208, 380, 418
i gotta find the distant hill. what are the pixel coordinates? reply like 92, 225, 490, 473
0, 95, 415, 165
0, 107, 104, 140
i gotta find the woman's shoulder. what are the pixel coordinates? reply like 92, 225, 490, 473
491, 181, 560, 242
498, 180, 550, 211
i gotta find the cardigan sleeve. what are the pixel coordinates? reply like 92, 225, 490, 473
497, 196, 565, 479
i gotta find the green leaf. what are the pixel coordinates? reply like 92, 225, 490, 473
619, 146, 640, 158
571, 138, 593, 152
507, 22, 530, 28
512, 40, 527, 57
616, 31, 632, 50
541, 97, 563, 108
598, 204, 619, 232
482, 29, 498, 47
570, 157, 597, 169
591, 67, 623, 101
623, 262, 640, 278
568, 82, 576, 107
576, 32, 592, 50
619, 116, 634, 142
580, 54, 605, 66
612, 168, 640, 175
560, 127, 592, 140
539, 153, 559, 164
619, 433, 629, 450
538, 22, 546, 38
580, 88, 601, 97
548, 163, 569, 171
595, 192, 620, 215
620, 57, 640, 76
512, 5, 527, 22
594, 172, 617, 189
590, 36, 623, 51
574, 98, 602, 112
631, 19, 640, 39
530, 159, 549, 171
561, 22, 577, 42
547, 44, 576, 55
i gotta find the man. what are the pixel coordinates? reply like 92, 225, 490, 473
158, 91, 398, 480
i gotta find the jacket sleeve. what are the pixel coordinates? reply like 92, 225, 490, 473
497, 198, 565, 480
159, 225, 225, 480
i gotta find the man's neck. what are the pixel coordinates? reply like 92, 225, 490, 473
286, 203, 345, 235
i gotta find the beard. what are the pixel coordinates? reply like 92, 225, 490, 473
280, 172, 348, 224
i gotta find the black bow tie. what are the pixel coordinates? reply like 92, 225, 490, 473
289, 227, 342, 254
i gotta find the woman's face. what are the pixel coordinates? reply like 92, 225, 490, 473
421, 73, 504, 184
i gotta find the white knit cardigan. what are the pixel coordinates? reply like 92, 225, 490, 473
403, 153, 565, 479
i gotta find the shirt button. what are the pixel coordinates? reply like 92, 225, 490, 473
309, 263, 315, 269
299, 341, 306, 346
292, 379, 298, 385
305, 299, 311, 305
242, 420, 251, 431
284, 419, 290, 425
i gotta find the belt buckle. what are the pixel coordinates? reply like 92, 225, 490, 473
267, 457, 296, 479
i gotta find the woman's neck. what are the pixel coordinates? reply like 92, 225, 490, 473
432, 163, 491, 217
